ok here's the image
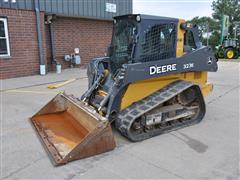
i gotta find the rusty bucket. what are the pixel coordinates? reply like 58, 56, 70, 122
30, 93, 116, 166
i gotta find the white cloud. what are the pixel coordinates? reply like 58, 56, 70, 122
133, 0, 213, 20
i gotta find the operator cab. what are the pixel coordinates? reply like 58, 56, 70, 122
108, 14, 179, 75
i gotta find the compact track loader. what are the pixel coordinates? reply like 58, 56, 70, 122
30, 14, 218, 166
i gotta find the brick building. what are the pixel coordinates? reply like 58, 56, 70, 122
0, 0, 132, 79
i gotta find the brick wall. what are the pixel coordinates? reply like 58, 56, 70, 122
0, 8, 46, 79
0, 8, 112, 79
46, 17, 112, 70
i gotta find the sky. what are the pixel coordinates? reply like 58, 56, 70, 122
133, 0, 214, 20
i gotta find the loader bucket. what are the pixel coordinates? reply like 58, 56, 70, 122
30, 93, 116, 166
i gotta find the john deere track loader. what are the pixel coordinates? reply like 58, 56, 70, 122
30, 14, 218, 165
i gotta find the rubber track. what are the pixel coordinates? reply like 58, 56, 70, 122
115, 80, 205, 142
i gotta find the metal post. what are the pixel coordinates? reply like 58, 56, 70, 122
34, 0, 45, 75
233, 26, 237, 39
49, 19, 57, 64
220, 15, 225, 44
206, 23, 209, 46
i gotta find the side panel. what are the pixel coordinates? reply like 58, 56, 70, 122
120, 74, 183, 110
120, 72, 211, 110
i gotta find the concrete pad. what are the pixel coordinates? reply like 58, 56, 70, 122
126, 87, 239, 179
1, 61, 239, 179
1, 68, 87, 91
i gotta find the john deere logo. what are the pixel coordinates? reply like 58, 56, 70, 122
150, 64, 177, 75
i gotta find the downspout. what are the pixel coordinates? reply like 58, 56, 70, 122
48, 16, 57, 65
34, 0, 45, 75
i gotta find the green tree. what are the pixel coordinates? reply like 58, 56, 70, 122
208, 31, 221, 49
188, 16, 220, 49
212, 0, 240, 35
189, 16, 219, 33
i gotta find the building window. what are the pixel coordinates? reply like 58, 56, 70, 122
0, 18, 10, 57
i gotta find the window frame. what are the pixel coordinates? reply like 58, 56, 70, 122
0, 17, 10, 57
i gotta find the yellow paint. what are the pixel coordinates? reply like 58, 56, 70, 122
176, 19, 186, 57
104, 69, 109, 77
201, 83, 213, 97
226, 49, 234, 59
97, 90, 108, 96
5, 90, 58, 94
120, 19, 212, 110
120, 74, 182, 110
48, 78, 76, 89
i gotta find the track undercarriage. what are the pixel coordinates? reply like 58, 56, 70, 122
115, 80, 205, 141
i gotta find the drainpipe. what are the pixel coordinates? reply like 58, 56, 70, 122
48, 15, 57, 65
34, 0, 45, 75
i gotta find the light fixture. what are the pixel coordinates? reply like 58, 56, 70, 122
74, 48, 80, 54
136, 15, 141, 22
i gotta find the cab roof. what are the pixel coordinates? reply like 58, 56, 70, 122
113, 14, 179, 22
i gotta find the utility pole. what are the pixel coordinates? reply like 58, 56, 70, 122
206, 23, 209, 46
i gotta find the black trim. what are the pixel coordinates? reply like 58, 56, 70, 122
123, 46, 217, 84
181, 23, 202, 49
